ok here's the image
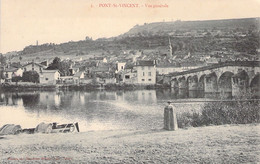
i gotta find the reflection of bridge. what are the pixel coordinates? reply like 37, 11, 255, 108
166, 61, 260, 98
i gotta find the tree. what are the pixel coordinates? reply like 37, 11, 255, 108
0, 54, 6, 65
0, 70, 5, 80
47, 57, 71, 76
22, 71, 39, 83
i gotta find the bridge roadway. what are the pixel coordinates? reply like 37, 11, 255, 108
165, 61, 260, 98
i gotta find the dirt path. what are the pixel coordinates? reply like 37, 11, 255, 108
1, 124, 259, 163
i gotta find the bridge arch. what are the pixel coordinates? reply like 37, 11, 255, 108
218, 71, 234, 98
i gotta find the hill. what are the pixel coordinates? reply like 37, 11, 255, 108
3, 17, 260, 65
122, 17, 260, 37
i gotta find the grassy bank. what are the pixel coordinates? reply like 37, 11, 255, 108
0, 124, 259, 163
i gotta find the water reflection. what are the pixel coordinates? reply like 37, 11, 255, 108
0, 90, 205, 132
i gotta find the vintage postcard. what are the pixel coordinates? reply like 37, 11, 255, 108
0, 0, 259, 163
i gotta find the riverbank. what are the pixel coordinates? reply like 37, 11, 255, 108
1, 124, 259, 163
0, 83, 170, 92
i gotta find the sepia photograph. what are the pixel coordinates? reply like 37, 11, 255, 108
0, 0, 260, 163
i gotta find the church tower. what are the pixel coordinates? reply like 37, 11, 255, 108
168, 37, 172, 57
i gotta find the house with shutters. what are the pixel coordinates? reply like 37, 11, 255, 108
135, 60, 156, 84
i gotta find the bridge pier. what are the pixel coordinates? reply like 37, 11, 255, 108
197, 75, 205, 98
178, 77, 188, 98
218, 72, 233, 99
170, 78, 178, 89
204, 73, 218, 98
187, 76, 198, 98
232, 70, 249, 97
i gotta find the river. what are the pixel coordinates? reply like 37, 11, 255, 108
0, 89, 207, 132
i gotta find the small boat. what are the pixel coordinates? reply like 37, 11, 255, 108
0, 122, 80, 135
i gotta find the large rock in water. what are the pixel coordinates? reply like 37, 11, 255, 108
0, 124, 22, 135
35, 122, 53, 133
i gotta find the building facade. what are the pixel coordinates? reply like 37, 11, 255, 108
22, 62, 46, 73
39, 70, 60, 85
135, 60, 156, 84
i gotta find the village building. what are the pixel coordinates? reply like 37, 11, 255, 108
91, 65, 116, 84
122, 65, 137, 84
39, 70, 60, 85
2, 67, 23, 82
135, 60, 156, 84
22, 62, 47, 73
73, 71, 85, 84
116, 62, 126, 73
59, 76, 74, 84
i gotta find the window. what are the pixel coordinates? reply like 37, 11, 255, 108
143, 72, 145, 76
148, 79, 152, 81
142, 79, 145, 81
125, 75, 130, 79
121, 66, 124, 70
32, 68, 34, 71
45, 78, 48, 80
148, 72, 151, 76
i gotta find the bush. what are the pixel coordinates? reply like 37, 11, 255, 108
22, 71, 39, 83
177, 95, 260, 128
12, 76, 22, 82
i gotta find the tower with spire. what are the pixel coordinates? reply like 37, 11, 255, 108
168, 37, 172, 58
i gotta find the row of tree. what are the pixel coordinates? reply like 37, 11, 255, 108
11, 71, 39, 83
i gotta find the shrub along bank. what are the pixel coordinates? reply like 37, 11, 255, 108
177, 94, 260, 128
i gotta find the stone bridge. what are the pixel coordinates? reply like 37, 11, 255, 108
166, 61, 260, 98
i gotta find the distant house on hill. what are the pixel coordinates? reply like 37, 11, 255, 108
39, 70, 60, 85
90, 57, 107, 63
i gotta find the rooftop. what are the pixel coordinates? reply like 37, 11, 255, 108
136, 60, 155, 66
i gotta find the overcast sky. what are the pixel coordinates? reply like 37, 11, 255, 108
1, 0, 260, 53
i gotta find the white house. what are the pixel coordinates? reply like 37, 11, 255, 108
39, 70, 60, 85
135, 60, 156, 84
116, 62, 126, 73
22, 62, 47, 73
3, 67, 23, 82
73, 71, 85, 84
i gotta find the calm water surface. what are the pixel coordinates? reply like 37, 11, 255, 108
0, 89, 206, 132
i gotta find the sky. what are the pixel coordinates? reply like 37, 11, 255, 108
0, 0, 260, 53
